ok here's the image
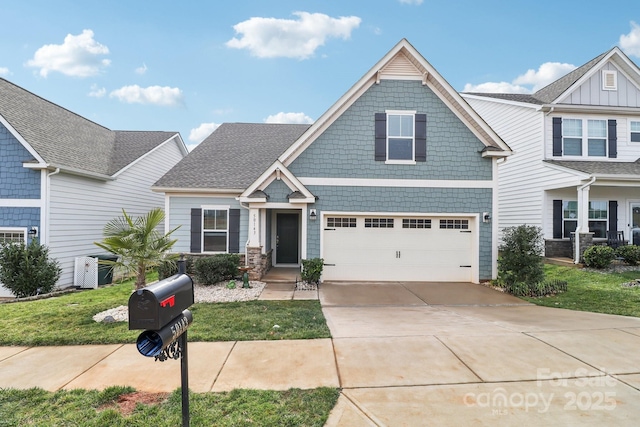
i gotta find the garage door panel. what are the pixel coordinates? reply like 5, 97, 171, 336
322, 215, 475, 282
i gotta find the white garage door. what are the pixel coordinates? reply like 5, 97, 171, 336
322, 215, 474, 282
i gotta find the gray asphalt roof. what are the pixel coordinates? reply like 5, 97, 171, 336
154, 123, 311, 190
545, 159, 640, 175
0, 78, 177, 176
463, 49, 613, 105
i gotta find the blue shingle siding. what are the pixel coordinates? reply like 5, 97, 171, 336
289, 80, 492, 181
0, 123, 41, 199
305, 186, 494, 280
0, 207, 40, 242
263, 179, 293, 203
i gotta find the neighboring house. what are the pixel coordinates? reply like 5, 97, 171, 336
0, 78, 188, 296
462, 47, 640, 261
154, 39, 511, 283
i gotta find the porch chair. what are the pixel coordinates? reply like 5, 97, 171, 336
606, 230, 625, 249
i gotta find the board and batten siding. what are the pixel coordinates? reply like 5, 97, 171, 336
563, 63, 640, 107
464, 96, 578, 239
48, 138, 185, 287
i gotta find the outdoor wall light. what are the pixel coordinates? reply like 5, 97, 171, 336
28, 226, 38, 237
483, 212, 491, 223
309, 209, 317, 221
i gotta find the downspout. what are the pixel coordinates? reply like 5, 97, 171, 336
44, 168, 60, 245
574, 176, 596, 264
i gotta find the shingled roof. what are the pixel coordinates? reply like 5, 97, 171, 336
545, 159, 640, 176
153, 123, 311, 190
0, 78, 179, 177
463, 48, 615, 105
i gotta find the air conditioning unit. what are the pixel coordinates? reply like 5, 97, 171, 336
74, 256, 98, 289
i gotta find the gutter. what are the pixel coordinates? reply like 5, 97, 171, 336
574, 176, 596, 264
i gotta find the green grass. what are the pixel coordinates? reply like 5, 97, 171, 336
0, 277, 331, 346
0, 386, 340, 427
522, 264, 640, 317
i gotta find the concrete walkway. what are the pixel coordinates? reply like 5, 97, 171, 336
2, 281, 640, 426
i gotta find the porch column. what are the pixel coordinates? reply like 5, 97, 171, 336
575, 178, 595, 263
247, 208, 261, 247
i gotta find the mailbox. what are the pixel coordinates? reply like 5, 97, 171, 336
128, 273, 194, 331
136, 309, 193, 357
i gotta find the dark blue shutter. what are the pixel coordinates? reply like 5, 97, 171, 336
415, 114, 427, 162
553, 200, 563, 239
190, 208, 202, 253
229, 209, 240, 253
552, 118, 562, 157
375, 113, 386, 161
608, 120, 617, 158
609, 200, 618, 233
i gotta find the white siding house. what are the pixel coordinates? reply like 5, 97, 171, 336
462, 47, 640, 260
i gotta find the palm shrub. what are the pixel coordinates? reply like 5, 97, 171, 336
94, 208, 180, 290
582, 245, 615, 269
616, 245, 640, 266
497, 225, 544, 291
0, 239, 61, 298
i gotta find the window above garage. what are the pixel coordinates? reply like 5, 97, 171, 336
375, 111, 426, 164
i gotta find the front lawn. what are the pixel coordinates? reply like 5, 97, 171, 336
523, 264, 640, 317
0, 278, 331, 346
0, 386, 339, 427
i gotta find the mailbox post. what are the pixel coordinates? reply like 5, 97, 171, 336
129, 259, 193, 427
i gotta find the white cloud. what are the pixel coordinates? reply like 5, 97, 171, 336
0, 67, 9, 76
135, 63, 148, 75
226, 12, 361, 59
189, 122, 220, 143
88, 84, 106, 98
398, 0, 424, 4
264, 112, 314, 124
620, 21, 640, 57
26, 29, 110, 77
464, 61, 576, 94
109, 85, 184, 106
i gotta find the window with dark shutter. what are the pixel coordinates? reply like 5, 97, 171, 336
609, 200, 618, 233
608, 120, 617, 158
415, 114, 427, 162
553, 200, 563, 239
375, 112, 425, 162
552, 118, 562, 157
374, 113, 386, 161
229, 209, 240, 253
190, 208, 202, 253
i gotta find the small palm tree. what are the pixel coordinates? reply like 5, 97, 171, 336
94, 208, 180, 289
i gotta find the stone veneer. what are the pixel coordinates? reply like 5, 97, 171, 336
246, 247, 272, 280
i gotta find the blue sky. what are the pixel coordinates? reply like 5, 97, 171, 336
2, 1, 640, 150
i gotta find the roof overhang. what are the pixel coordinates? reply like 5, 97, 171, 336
152, 186, 244, 195
23, 162, 115, 181
239, 160, 315, 203
540, 103, 640, 115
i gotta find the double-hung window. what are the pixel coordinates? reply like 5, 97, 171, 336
387, 112, 414, 161
562, 201, 607, 238
631, 121, 640, 142
0, 228, 26, 244
562, 119, 607, 157
202, 209, 228, 252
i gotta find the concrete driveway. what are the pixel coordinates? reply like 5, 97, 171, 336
321, 281, 640, 426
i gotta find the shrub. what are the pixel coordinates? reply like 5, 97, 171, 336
157, 255, 195, 280
616, 245, 640, 266
503, 279, 567, 297
0, 239, 61, 298
497, 225, 544, 288
582, 245, 615, 269
301, 258, 324, 285
194, 254, 240, 285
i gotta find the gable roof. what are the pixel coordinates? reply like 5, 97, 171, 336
465, 47, 640, 106
153, 123, 311, 191
0, 78, 184, 178
278, 38, 511, 165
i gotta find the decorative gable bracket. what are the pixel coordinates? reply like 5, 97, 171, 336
239, 160, 315, 204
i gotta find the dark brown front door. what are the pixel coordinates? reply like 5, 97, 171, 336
276, 213, 299, 264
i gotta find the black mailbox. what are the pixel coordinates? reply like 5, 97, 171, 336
128, 273, 194, 331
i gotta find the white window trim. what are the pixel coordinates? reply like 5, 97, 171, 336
385, 110, 416, 164
630, 120, 640, 143
602, 70, 617, 91
0, 227, 27, 244
562, 200, 608, 238
201, 205, 230, 253
561, 117, 608, 158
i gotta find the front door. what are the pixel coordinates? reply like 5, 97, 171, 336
276, 213, 299, 264
631, 203, 640, 245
